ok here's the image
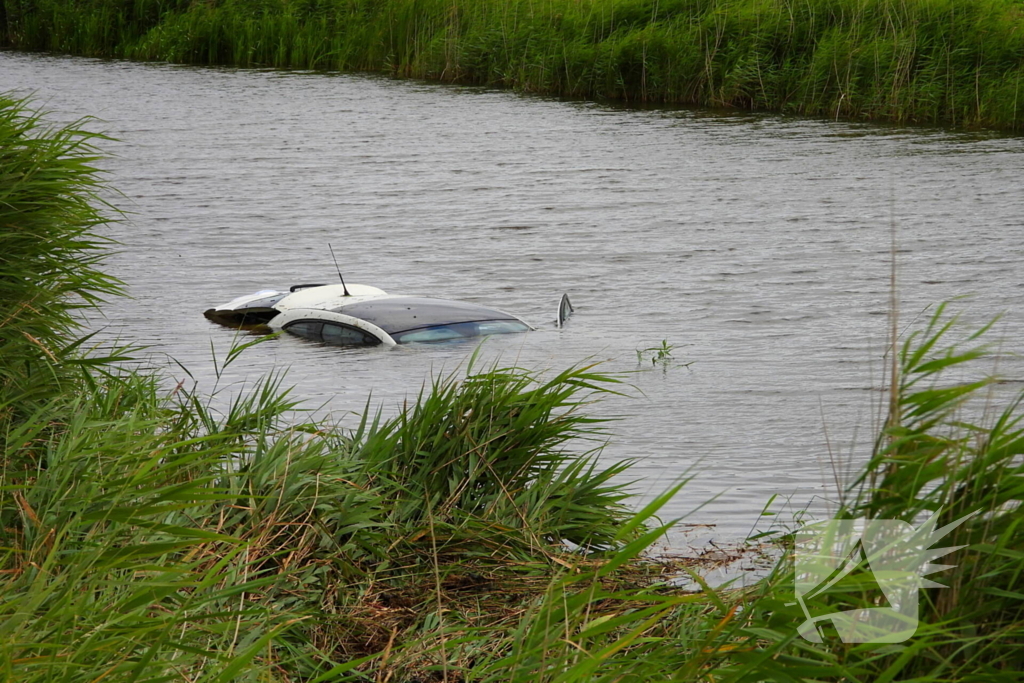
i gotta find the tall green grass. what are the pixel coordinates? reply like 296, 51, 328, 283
0, 95, 123, 440
3, 94, 1023, 680
4, 0, 1024, 129
843, 305, 1024, 676
708, 304, 1024, 681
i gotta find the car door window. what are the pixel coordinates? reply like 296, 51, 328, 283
285, 320, 323, 341
322, 322, 380, 346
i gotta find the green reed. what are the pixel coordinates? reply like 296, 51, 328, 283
714, 303, 1024, 682
843, 304, 1024, 677
4, 0, 1024, 129
0, 95, 124, 443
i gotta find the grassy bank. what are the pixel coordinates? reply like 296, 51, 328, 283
4, 0, 1024, 129
3, 95, 1023, 680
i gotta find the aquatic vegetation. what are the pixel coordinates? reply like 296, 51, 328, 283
636, 339, 680, 368
2, 95, 1023, 681
3, 0, 1024, 129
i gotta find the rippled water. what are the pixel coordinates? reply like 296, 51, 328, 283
5, 52, 1024, 542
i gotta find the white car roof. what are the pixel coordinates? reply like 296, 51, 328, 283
274, 284, 389, 312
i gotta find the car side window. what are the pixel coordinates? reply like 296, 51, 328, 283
322, 322, 380, 346
284, 320, 323, 341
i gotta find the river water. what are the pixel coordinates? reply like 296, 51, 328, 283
4, 52, 1024, 544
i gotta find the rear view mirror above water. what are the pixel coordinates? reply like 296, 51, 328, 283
204, 283, 575, 347
557, 293, 574, 328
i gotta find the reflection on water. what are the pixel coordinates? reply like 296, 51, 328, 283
4, 53, 1024, 541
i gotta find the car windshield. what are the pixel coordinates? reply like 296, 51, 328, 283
393, 320, 530, 344
334, 297, 521, 335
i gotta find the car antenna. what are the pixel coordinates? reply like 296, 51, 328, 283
328, 243, 351, 296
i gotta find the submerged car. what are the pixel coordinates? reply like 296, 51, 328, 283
204, 283, 573, 347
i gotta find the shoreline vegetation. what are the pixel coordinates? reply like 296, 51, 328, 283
2, 0, 1024, 130
3, 96, 1023, 680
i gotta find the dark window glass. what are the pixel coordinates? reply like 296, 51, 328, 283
284, 320, 323, 341
322, 323, 380, 346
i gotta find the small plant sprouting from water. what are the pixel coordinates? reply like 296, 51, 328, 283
636, 340, 690, 369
